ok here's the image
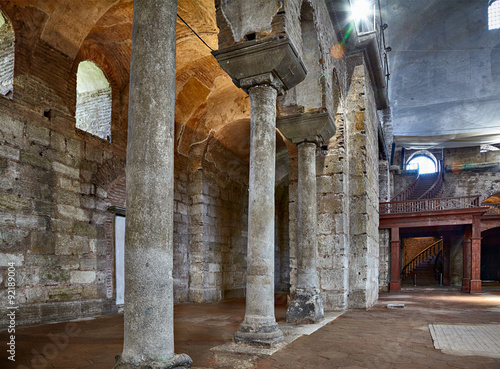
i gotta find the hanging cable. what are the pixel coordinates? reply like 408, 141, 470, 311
177, 13, 214, 52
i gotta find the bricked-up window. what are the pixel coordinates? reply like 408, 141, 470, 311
490, 0, 500, 30
76, 61, 112, 141
0, 11, 15, 98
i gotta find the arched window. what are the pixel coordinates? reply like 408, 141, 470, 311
76, 61, 112, 141
0, 10, 15, 98
406, 155, 437, 174
489, 0, 500, 30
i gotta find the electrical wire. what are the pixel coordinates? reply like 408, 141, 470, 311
177, 13, 214, 52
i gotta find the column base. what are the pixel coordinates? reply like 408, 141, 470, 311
462, 278, 470, 292
470, 280, 482, 293
286, 288, 324, 324
233, 321, 284, 347
389, 281, 401, 292
113, 354, 192, 369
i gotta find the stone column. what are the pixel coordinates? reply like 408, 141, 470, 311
213, 38, 307, 346
462, 225, 472, 292
233, 83, 285, 347
389, 227, 401, 292
285, 141, 324, 323
276, 111, 335, 323
113, 1, 192, 368
470, 216, 482, 293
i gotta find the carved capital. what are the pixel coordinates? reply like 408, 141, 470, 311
277, 110, 336, 146
212, 38, 306, 94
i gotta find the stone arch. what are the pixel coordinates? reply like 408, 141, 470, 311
75, 60, 112, 141
0, 8, 14, 98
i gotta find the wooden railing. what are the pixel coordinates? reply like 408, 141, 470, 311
401, 239, 443, 279
391, 173, 420, 202
484, 203, 500, 215
380, 195, 481, 214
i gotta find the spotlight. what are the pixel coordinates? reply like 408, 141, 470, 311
382, 23, 388, 30
385, 46, 392, 52
351, 0, 372, 22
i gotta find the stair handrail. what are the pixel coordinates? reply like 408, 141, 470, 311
420, 165, 443, 199
391, 171, 420, 202
401, 239, 443, 279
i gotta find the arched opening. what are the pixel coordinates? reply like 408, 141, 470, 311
489, 0, 500, 30
76, 60, 112, 141
0, 10, 15, 98
406, 155, 437, 174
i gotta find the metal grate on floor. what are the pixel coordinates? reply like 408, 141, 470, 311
429, 324, 500, 358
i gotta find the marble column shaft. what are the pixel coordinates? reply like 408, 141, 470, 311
233, 84, 284, 347
114, 0, 191, 368
285, 141, 324, 323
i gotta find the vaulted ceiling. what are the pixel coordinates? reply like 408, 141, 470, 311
384, 0, 500, 149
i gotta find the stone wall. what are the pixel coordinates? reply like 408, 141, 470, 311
315, 114, 350, 311
346, 61, 380, 309
187, 160, 248, 303
378, 229, 390, 292
0, 110, 124, 327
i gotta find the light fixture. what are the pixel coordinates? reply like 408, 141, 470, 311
351, 0, 372, 23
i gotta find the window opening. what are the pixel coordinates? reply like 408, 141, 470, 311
0, 10, 15, 98
489, 0, 500, 30
406, 155, 437, 174
76, 61, 112, 141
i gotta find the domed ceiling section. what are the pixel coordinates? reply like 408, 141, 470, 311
2, 0, 291, 181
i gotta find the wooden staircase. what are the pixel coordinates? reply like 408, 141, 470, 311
391, 162, 444, 202
407, 172, 439, 200
402, 258, 439, 286
401, 239, 443, 284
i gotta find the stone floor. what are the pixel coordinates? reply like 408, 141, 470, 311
3, 287, 500, 368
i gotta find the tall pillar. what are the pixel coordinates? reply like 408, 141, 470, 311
213, 38, 307, 346
286, 142, 324, 323
277, 111, 335, 323
470, 216, 482, 293
390, 227, 401, 292
462, 225, 472, 292
233, 83, 285, 346
113, 1, 192, 368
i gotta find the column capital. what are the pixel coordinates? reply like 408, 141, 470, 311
212, 38, 306, 94
277, 110, 336, 147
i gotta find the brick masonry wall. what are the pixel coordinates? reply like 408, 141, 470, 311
403, 237, 439, 266
0, 7, 127, 326
0, 17, 14, 96
76, 88, 112, 141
